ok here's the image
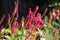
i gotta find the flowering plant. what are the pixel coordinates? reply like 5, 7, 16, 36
0, 0, 60, 40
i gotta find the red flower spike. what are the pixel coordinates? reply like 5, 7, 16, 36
11, 26, 15, 34
14, 13, 18, 21
25, 19, 31, 29
34, 13, 42, 23
36, 20, 46, 29
25, 21, 29, 29
36, 23, 41, 28
8, 13, 10, 24
13, 1, 18, 15
11, 17, 19, 34
0, 15, 5, 25
25, 15, 34, 29
11, 21, 19, 34
33, 5, 39, 16
14, 17, 17, 21
28, 8, 33, 17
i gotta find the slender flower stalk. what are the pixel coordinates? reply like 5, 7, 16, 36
36, 20, 46, 29
0, 15, 5, 25
28, 8, 33, 18
13, 0, 18, 15
11, 14, 19, 34
33, 5, 39, 16
8, 13, 11, 24
11, 20, 19, 34
42, 8, 48, 18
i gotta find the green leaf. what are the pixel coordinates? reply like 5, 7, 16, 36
5, 29, 10, 34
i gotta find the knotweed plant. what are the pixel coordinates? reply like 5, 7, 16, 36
0, 0, 60, 40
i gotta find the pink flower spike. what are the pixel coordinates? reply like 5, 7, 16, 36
36, 23, 41, 29
36, 13, 42, 22
36, 20, 46, 29
11, 26, 15, 34
36, 12, 41, 18
25, 21, 29, 29
28, 8, 33, 17
33, 13, 42, 23
0, 15, 5, 25
13, 1, 18, 15
33, 5, 39, 16
42, 8, 48, 17
14, 16, 18, 22
14, 13, 18, 21
8, 13, 10, 24
44, 8, 48, 14
11, 21, 19, 34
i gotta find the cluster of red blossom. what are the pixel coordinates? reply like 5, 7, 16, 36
24, 5, 48, 40
25, 6, 60, 40
0, 1, 60, 40
0, 5, 59, 33
25, 5, 46, 29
